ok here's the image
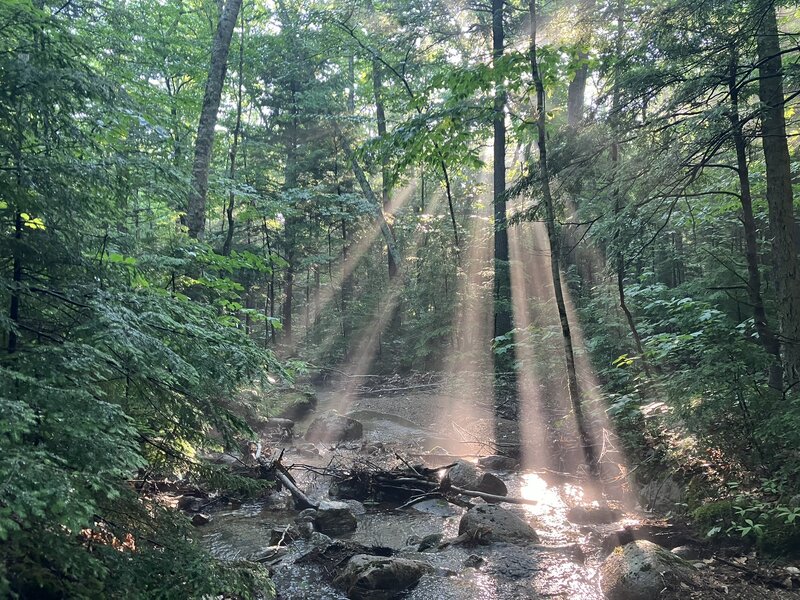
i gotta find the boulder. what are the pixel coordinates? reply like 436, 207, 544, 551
333, 554, 433, 600
566, 505, 623, 524
445, 461, 508, 498
305, 412, 363, 443
191, 513, 210, 526
463, 554, 485, 568
600, 540, 698, 600
638, 478, 683, 512
313, 500, 358, 536
417, 533, 444, 551
178, 495, 205, 512
458, 505, 539, 544
478, 455, 520, 472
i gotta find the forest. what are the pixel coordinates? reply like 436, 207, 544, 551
2, 0, 800, 598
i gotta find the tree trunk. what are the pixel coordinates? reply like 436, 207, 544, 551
566, 0, 595, 126
222, 8, 245, 256
187, 0, 243, 239
530, 0, 598, 474
372, 60, 398, 281
729, 49, 783, 389
756, 1, 800, 389
492, 0, 513, 357
340, 135, 402, 270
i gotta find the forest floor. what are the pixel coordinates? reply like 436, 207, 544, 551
198, 379, 800, 599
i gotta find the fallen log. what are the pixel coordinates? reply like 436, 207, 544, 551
274, 466, 317, 510
449, 484, 538, 506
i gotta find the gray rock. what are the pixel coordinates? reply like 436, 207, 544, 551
600, 540, 698, 600
445, 461, 508, 498
478, 455, 520, 472
305, 412, 363, 443
333, 554, 433, 600
566, 505, 623, 524
191, 513, 210, 526
295, 507, 318, 523
417, 533, 444, 551
410, 498, 458, 517
458, 504, 539, 544
464, 554, 485, 568
638, 478, 683, 512
313, 500, 358, 536
178, 495, 205, 512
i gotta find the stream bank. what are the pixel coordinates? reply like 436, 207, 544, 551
197, 384, 800, 599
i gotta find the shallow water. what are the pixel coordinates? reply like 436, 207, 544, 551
199, 392, 635, 599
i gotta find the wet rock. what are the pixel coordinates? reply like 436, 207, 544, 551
313, 500, 358, 536
600, 540, 698, 600
417, 533, 444, 551
333, 554, 433, 600
464, 554, 485, 568
445, 461, 508, 498
295, 507, 318, 523
638, 478, 683, 512
483, 545, 541, 578
566, 505, 623, 524
478, 455, 520, 472
458, 505, 539, 544
191, 513, 210, 526
305, 412, 363, 443
410, 498, 458, 517
342, 499, 367, 515
178, 495, 205, 512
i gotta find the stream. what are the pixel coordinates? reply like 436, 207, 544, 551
200, 389, 644, 599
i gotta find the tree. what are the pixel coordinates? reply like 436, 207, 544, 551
187, 0, 243, 239
755, 0, 800, 388
528, 0, 598, 473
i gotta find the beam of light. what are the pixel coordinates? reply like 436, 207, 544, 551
430, 147, 498, 457
509, 223, 551, 470
326, 188, 446, 415
511, 215, 632, 501
285, 181, 418, 355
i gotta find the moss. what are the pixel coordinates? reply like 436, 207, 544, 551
264, 388, 317, 420
691, 499, 735, 529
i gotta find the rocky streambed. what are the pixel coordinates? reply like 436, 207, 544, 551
194, 388, 800, 600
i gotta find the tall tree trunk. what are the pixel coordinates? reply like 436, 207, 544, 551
339, 135, 402, 269
756, 1, 800, 389
187, 0, 242, 239
566, 0, 595, 127
530, 0, 598, 474
492, 0, 513, 366
372, 60, 398, 280
222, 7, 245, 256
281, 82, 299, 345
729, 48, 783, 389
